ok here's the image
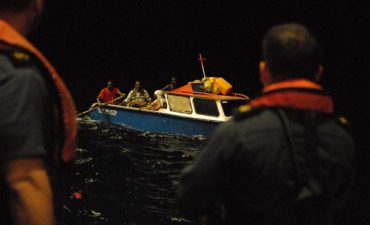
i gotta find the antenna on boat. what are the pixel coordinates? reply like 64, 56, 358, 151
198, 53, 207, 78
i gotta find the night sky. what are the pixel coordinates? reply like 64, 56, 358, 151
30, 1, 368, 111
29, 0, 370, 221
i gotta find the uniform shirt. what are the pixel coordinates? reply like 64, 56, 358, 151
0, 52, 49, 163
178, 109, 355, 225
178, 80, 355, 225
0, 50, 51, 222
97, 87, 120, 103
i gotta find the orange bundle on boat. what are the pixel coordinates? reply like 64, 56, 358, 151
214, 77, 232, 95
202, 77, 232, 95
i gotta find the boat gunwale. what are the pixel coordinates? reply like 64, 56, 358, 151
93, 104, 224, 123
88, 91, 249, 123
164, 90, 249, 100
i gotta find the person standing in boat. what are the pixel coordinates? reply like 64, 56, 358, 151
123, 80, 152, 107
96, 79, 125, 105
0, 0, 77, 224
177, 23, 355, 225
161, 76, 177, 91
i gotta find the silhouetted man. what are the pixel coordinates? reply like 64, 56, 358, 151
177, 23, 355, 225
0, 1, 77, 224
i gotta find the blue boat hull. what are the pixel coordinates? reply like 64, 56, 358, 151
87, 106, 220, 137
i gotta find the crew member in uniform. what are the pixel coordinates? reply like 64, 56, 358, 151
177, 23, 355, 225
0, 1, 77, 224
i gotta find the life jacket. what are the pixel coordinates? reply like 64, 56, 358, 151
0, 20, 77, 166
250, 79, 333, 113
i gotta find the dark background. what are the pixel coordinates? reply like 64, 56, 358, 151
30, 1, 369, 224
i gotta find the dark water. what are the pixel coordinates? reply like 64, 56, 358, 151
57, 119, 206, 225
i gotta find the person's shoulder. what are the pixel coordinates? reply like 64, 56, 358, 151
0, 49, 34, 70
99, 87, 108, 93
0, 50, 44, 87
232, 105, 266, 122
331, 114, 352, 133
308, 111, 352, 133
213, 106, 262, 132
162, 84, 171, 90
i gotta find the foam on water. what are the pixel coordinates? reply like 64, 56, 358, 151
57, 119, 205, 225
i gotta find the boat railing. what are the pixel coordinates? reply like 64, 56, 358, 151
230, 93, 250, 99
172, 90, 249, 99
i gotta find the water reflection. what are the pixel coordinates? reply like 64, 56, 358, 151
57, 120, 205, 225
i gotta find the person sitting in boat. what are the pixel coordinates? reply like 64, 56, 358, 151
97, 79, 125, 105
161, 76, 177, 91
145, 90, 166, 111
123, 80, 152, 107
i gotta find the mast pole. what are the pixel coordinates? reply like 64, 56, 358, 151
198, 53, 207, 78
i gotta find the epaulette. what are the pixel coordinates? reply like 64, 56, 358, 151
335, 115, 352, 132
233, 104, 263, 121
0, 49, 33, 68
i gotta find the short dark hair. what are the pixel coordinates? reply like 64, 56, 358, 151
0, 0, 33, 12
262, 23, 323, 80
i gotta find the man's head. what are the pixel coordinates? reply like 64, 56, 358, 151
134, 80, 141, 90
107, 80, 114, 90
154, 90, 163, 99
171, 76, 177, 86
259, 23, 323, 86
0, 0, 45, 35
